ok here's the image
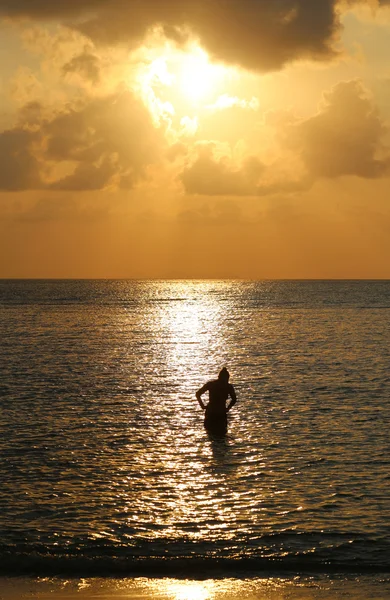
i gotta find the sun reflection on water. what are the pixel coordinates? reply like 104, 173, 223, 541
154, 282, 227, 371
117, 282, 248, 544
163, 580, 213, 600
139, 577, 300, 600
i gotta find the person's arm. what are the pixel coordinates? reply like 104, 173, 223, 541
196, 383, 209, 410
226, 384, 237, 411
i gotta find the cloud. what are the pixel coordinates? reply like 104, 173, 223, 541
0, 127, 42, 190
9, 67, 43, 107
166, 142, 188, 162
0, 0, 343, 72
49, 156, 119, 191
0, 0, 106, 19
0, 90, 164, 191
46, 91, 164, 190
290, 79, 390, 178
62, 49, 101, 84
206, 94, 259, 111
181, 143, 265, 196
180, 80, 390, 197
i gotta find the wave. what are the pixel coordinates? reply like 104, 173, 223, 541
1, 553, 388, 578
0, 536, 389, 577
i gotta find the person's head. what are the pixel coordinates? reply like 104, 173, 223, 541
218, 367, 230, 382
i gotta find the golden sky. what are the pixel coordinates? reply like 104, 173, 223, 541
1, 0, 390, 278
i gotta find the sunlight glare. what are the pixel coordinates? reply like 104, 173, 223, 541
143, 46, 228, 107
149, 56, 175, 87
178, 49, 220, 103
133, 41, 244, 132
164, 580, 212, 600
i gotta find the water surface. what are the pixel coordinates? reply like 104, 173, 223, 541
0, 280, 389, 576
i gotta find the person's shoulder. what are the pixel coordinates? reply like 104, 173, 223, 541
203, 379, 215, 388
208, 379, 218, 387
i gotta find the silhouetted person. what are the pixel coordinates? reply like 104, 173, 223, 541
196, 367, 237, 435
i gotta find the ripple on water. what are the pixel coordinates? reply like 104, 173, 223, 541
0, 280, 389, 572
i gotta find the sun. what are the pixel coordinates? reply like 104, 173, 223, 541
142, 45, 227, 107
177, 48, 223, 103
134, 41, 243, 133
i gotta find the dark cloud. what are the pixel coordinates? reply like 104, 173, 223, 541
180, 80, 390, 198
181, 143, 265, 195
180, 144, 309, 197
0, 0, 106, 19
291, 80, 390, 179
0, 90, 163, 191
46, 91, 163, 190
62, 49, 101, 84
0, 128, 42, 190
18, 101, 43, 127
50, 157, 118, 191
0, 0, 343, 72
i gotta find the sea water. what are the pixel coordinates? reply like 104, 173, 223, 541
0, 280, 389, 594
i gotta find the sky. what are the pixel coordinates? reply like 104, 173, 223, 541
1, 0, 390, 278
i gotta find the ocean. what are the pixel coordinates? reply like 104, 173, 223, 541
0, 280, 389, 599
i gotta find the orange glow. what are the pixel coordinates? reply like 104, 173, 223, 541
135, 43, 237, 128
146, 46, 228, 104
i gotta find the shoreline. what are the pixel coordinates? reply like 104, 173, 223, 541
1, 575, 389, 600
